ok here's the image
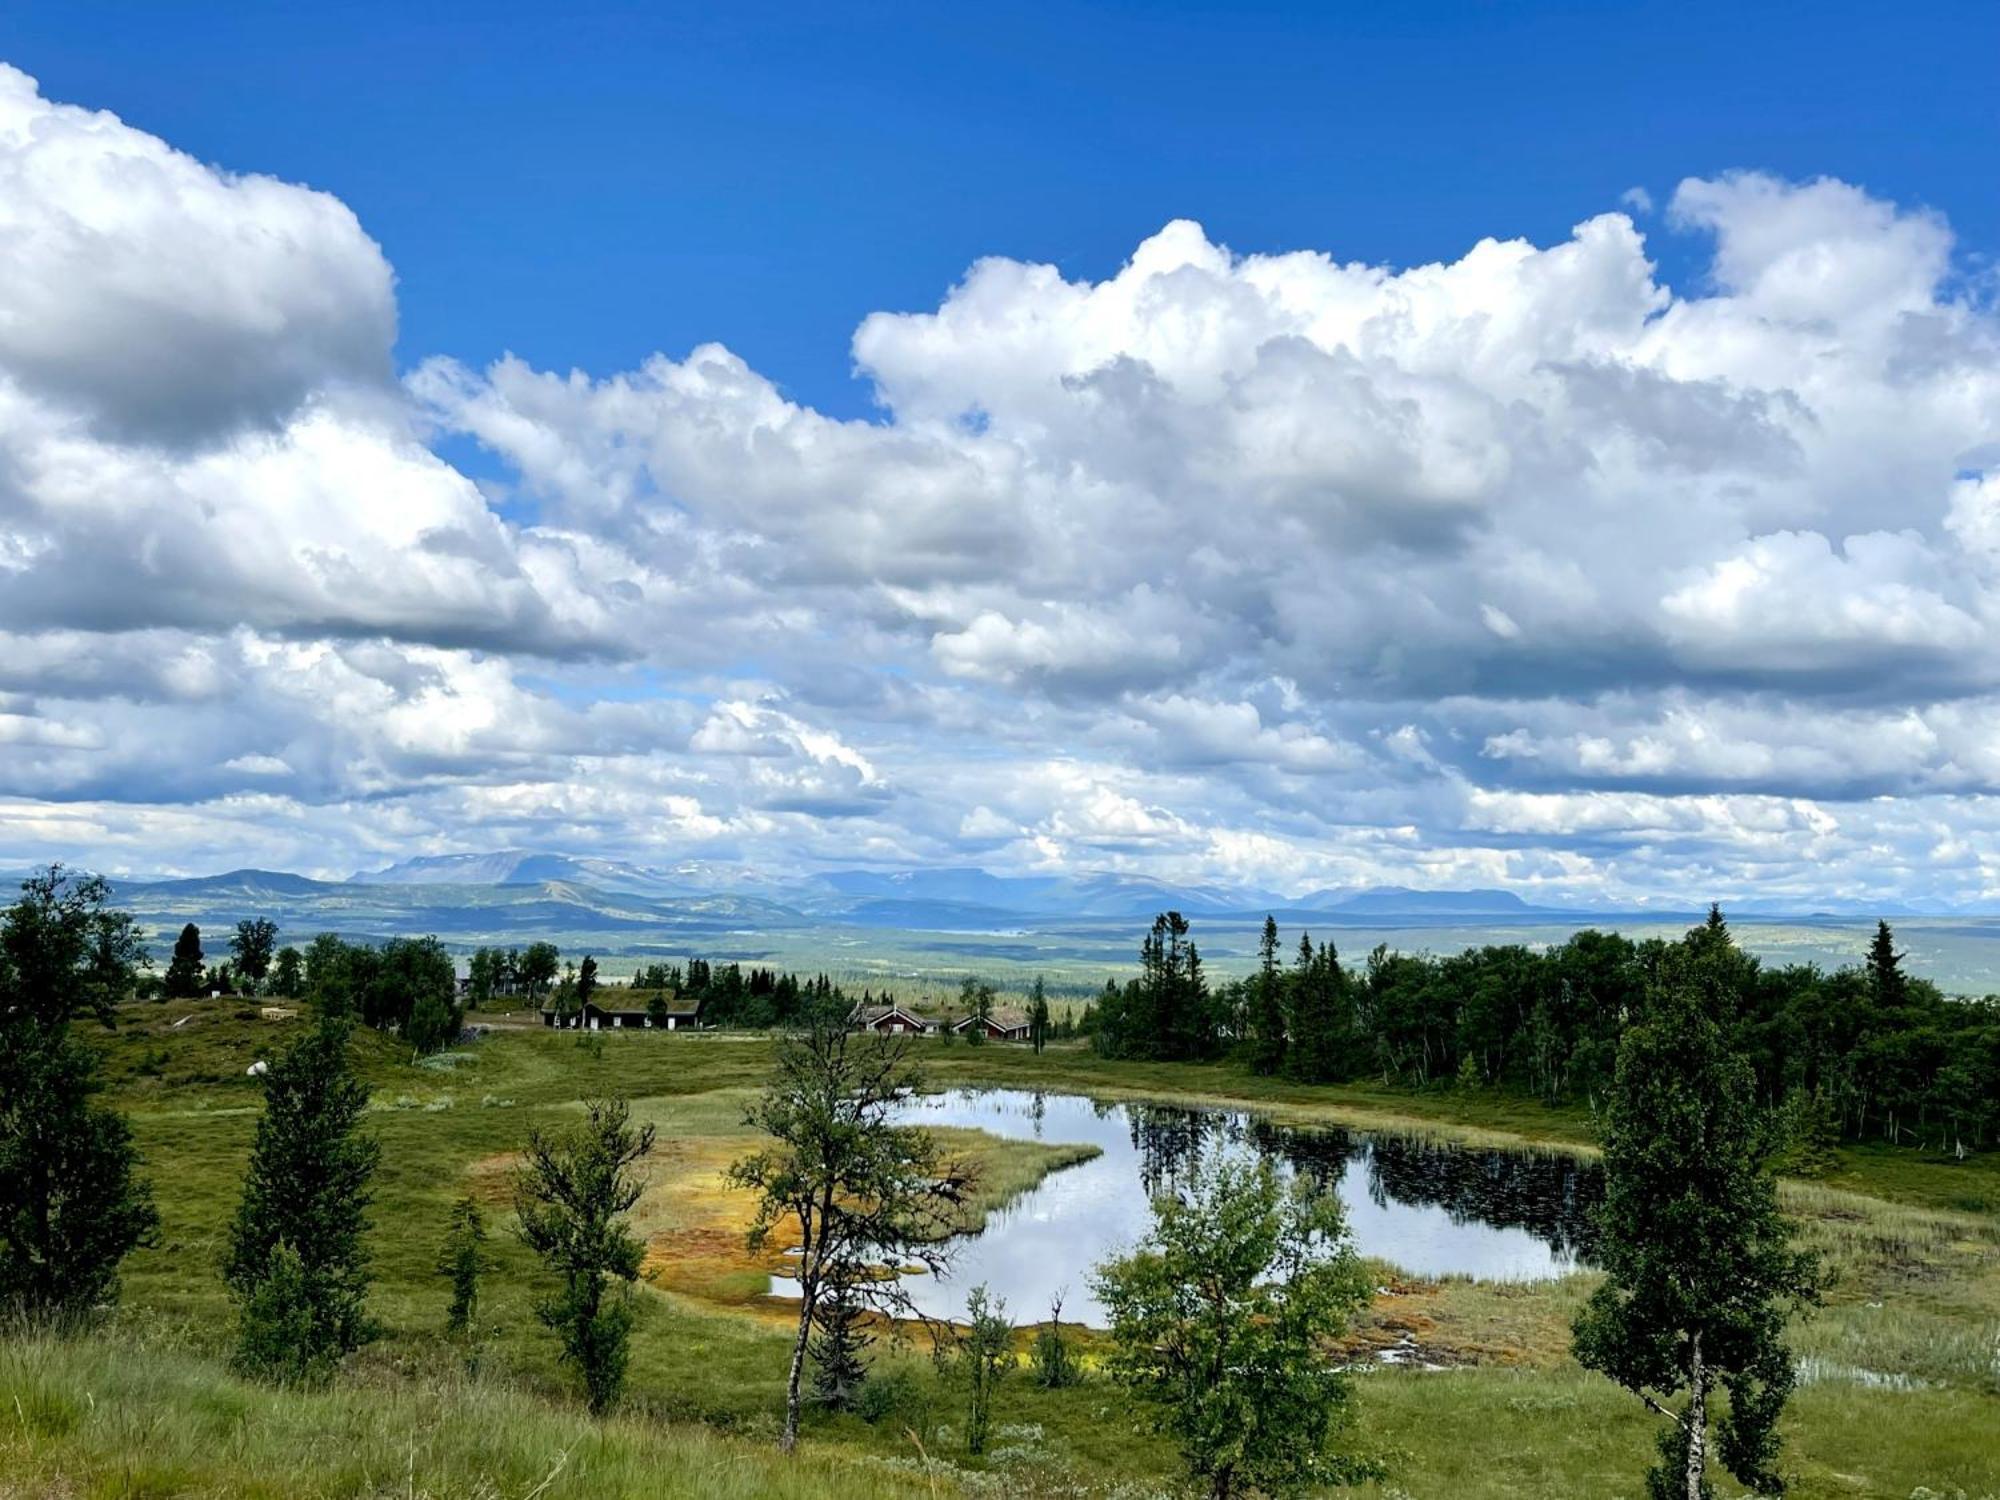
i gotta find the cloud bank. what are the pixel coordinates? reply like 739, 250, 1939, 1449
3, 63, 1999, 906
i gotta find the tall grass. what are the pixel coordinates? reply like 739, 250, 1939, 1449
0, 1332, 947, 1500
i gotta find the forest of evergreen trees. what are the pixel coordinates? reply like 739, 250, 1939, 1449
627, 958, 848, 1028
1089, 910, 2000, 1153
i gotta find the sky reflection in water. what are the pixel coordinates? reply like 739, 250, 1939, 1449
769, 1088, 1602, 1326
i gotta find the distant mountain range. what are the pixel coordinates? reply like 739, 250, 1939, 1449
347, 854, 1613, 923
351, 851, 709, 900
1300, 885, 1563, 916
32, 851, 1959, 963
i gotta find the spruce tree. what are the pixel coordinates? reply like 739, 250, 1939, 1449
1573, 938, 1819, 1499
1249, 915, 1287, 1075
233, 1242, 328, 1384
437, 1194, 488, 1336
0, 867, 157, 1321
1028, 975, 1052, 1053
0, 1034, 158, 1319
164, 922, 206, 998
1132, 912, 1207, 1060
809, 1256, 872, 1410
1866, 920, 1908, 1012
1286, 935, 1349, 1084
225, 1013, 380, 1381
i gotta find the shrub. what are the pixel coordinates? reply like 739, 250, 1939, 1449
856, 1365, 926, 1427
1029, 1293, 1081, 1389
232, 1243, 334, 1385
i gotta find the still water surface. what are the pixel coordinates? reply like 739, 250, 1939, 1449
770, 1089, 1602, 1325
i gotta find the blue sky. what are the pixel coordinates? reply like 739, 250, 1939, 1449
3, 4, 2000, 904
13, 1, 1994, 417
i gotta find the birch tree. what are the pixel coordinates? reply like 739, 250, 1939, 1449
728, 1009, 969, 1451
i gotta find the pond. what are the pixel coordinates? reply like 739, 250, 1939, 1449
770, 1088, 1603, 1326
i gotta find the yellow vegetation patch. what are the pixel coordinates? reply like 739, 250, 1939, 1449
600, 1097, 1103, 1318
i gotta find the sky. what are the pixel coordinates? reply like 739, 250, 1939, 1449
2, 2, 1999, 904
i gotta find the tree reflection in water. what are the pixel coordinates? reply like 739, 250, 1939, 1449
1129, 1104, 1603, 1264
771, 1090, 1605, 1325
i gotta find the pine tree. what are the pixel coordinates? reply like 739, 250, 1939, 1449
226, 1014, 380, 1382
1249, 915, 1286, 1075
164, 923, 206, 998
1573, 938, 1819, 1499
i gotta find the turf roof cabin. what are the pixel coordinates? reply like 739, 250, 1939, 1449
848, 1002, 936, 1034
951, 1008, 1032, 1042
541, 994, 705, 1031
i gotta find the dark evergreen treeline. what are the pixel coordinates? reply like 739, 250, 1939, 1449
1092, 909, 2000, 1152
629, 958, 848, 1028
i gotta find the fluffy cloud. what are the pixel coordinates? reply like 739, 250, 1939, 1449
5, 62, 2000, 906
0, 66, 636, 658
0, 65, 393, 443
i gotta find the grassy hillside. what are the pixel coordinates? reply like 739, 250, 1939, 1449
1, 1003, 1994, 1498
1, 1333, 946, 1500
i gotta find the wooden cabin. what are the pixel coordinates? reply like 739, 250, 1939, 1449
848, 1002, 935, 1035
542, 993, 704, 1031
950, 1008, 1032, 1042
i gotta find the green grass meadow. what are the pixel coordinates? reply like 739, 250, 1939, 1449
3, 1001, 1995, 1498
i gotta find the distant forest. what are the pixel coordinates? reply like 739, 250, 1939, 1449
1087, 910, 2000, 1155
144, 900, 1997, 1155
